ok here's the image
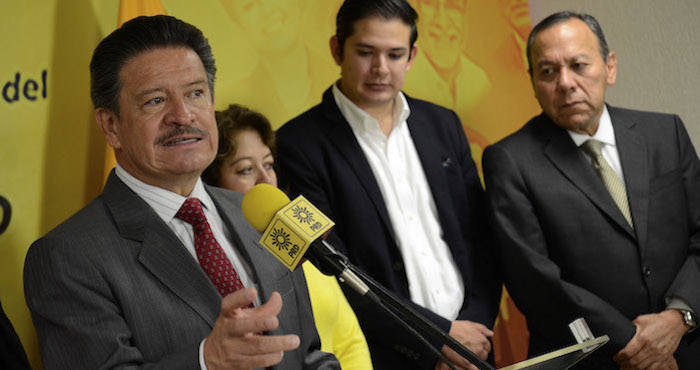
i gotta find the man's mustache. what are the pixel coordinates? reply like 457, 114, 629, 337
156, 125, 209, 145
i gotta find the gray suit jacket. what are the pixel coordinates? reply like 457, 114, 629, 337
483, 106, 700, 369
24, 173, 338, 370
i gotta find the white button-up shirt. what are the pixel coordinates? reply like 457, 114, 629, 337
568, 106, 625, 186
332, 84, 465, 320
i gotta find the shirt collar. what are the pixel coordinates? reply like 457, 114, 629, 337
331, 82, 411, 135
115, 164, 214, 222
568, 105, 616, 147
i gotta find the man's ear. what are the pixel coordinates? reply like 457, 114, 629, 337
95, 108, 122, 150
330, 35, 343, 66
406, 44, 418, 71
605, 51, 618, 86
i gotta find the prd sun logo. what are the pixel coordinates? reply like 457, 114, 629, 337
291, 205, 314, 225
269, 228, 292, 251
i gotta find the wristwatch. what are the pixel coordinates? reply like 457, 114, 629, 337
677, 309, 698, 333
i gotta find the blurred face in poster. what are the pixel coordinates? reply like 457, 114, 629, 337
222, 0, 303, 56
330, 17, 417, 112
530, 18, 617, 135
414, 0, 467, 71
498, 0, 530, 39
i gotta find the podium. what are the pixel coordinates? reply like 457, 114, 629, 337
499, 335, 609, 369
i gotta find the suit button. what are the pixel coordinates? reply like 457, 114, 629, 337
642, 266, 652, 277
393, 261, 404, 272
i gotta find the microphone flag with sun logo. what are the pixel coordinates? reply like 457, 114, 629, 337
256, 193, 335, 270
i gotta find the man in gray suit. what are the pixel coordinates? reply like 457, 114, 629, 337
483, 11, 699, 369
23, 15, 338, 370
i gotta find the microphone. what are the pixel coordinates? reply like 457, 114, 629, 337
241, 184, 493, 370
241, 184, 369, 295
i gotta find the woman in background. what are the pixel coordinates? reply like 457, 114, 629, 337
202, 104, 372, 370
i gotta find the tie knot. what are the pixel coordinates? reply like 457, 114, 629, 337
177, 198, 207, 226
580, 139, 603, 158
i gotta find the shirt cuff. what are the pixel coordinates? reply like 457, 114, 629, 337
666, 296, 695, 314
199, 338, 209, 370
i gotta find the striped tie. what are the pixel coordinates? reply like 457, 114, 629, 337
580, 139, 633, 228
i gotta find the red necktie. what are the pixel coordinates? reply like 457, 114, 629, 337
177, 198, 245, 297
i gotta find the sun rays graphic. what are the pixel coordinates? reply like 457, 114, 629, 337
269, 228, 292, 251
291, 205, 314, 224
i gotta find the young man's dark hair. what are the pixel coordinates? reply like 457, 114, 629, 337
526, 11, 610, 75
335, 0, 419, 59
89, 15, 217, 116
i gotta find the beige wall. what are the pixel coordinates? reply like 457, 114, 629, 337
529, 0, 700, 146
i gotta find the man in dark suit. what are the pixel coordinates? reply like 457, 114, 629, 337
23, 15, 338, 370
276, 1, 500, 369
483, 11, 699, 369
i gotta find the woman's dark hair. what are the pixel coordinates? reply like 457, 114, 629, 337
201, 104, 275, 186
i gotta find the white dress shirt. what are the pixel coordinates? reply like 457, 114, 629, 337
332, 84, 465, 320
568, 106, 626, 187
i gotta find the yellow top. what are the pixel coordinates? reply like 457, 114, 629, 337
303, 264, 373, 370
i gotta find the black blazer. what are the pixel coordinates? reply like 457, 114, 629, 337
277, 88, 500, 369
483, 106, 700, 369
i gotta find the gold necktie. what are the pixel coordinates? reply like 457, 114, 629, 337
580, 139, 634, 228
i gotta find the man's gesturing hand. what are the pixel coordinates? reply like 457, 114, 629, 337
204, 287, 300, 370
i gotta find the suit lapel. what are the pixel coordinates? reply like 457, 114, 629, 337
206, 186, 280, 300
611, 107, 649, 253
405, 102, 452, 227
102, 173, 221, 327
539, 116, 636, 239
319, 90, 396, 241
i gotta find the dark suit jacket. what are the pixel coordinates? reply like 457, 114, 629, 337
0, 300, 30, 370
483, 106, 700, 369
276, 88, 500, 369
24, 172, 338, 370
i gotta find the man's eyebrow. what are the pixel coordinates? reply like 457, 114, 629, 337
354, 42, 376, 49
354, 42, 408, 53
537, 53, 592, 65
136, 87, 164, 98
184, 79, 208, 88
136, 79, 208, 98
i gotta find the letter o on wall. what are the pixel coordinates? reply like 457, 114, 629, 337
0, 195, 11, 235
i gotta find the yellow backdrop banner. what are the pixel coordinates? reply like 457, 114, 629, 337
0, 3, 54, 368
0, 1, 118, 367
3, 1, 537, 368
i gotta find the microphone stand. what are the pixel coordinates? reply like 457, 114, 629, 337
308, 241, 495, 370
360, 284, 459, 370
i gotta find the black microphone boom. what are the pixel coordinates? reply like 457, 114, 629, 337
241, 184, 494, 370
310, 238, 494, 370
